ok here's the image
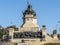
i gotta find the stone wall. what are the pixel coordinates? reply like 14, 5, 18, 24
44, 43, 60, 45
1, 42, 60, 45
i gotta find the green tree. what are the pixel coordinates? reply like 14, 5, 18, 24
0, 29, 4, 40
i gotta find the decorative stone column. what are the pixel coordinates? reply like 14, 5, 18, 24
42, 25, 46, 41
53, 30, 58, 40
9, 27, 14, 42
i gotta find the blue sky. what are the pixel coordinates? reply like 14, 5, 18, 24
0, 0, 60, 34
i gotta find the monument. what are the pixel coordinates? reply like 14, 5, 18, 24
8, 3, 59, 45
